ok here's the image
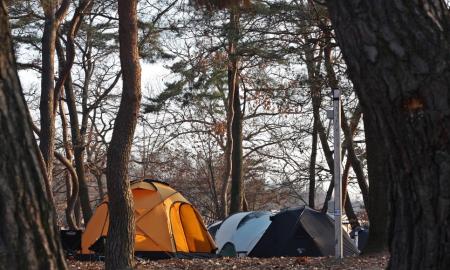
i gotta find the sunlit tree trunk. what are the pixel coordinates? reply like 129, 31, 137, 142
105, 0, 141, 268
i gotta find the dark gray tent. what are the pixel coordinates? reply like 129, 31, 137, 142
248, 206, 359, 257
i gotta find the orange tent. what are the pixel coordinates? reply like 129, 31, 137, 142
81, 179, 216, 259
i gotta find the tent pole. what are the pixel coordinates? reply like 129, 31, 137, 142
333, 88, 343, 259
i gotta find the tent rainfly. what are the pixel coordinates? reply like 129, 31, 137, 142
209, 206, 359, 257
81, 179, 217, 259
212, 211, 272, 256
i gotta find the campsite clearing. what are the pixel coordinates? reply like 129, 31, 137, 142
68, 252, 389, 269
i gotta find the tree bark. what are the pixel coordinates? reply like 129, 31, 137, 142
219, 99, 233, 218
38, 0, 70, 204
56, 38, 93, 223
327, 1, 450, 269
308, 111, 319, 209
304, 37, 322, 209
320, 105, 361, 213
105, 0, 141, 268
319, 118, 335, 213
0, 3, 67, 268
228, 7, 244, 215
323, 33, 370, 212
54, 0, 94, 223
59, 99, 78, 229
362, 111, 389, 253
340, 105, 369, 210
39, 17, 58, 203
344, 192, 361, 230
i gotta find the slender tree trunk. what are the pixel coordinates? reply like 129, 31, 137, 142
319, 118, 335, 213
94, 172, 105, 202
59, 99, 78, 229
55, 0, 94, 224
323, 34, 370, 212
340, 105, 369, 210
0, 4, 67, 268
344, 192, 361, 230
304, 37, 322, 209
327, 1, 450, 269
308, 116, 318, 208
341, 156, 351, 207
207, 157, 221, 219
105, 0, 141, 268
75, 199, 82, 228
219, 110, 233, 218
39, 17, 58, 204
228, 7, 243, 215
56, 39, 93, 223
320, 105, 361, 212
38, 0, 70, 206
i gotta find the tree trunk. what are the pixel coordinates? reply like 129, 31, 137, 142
319, 118, 335, 213
344, 192, 361, 230
304, 38, 322, 209
94, 172, 105, 202
39, 17, 58, 203
228, 7, 243, 215
105, 0, 141, 268
59, 99, 78, 229
327, 1, 450, 269
308, 113, 319, 209
0, 4, 67, 268
340, 105, 369, 210
219, 103, 233, 219
56, 38, 93, 223
362, 112, 388, 253
320, 105, 361, 213
323, 33, 370, 212
38, 0, 70, 205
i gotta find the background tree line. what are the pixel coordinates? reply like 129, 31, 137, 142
1, 0, 448, 269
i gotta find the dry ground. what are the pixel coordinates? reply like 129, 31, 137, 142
68, 253, 388, 269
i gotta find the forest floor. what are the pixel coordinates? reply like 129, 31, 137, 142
68, 252, 389, 269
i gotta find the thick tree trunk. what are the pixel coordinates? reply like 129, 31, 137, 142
327, 1, 450, 269
105, 0, 141, 268
363, 112, 389, 253
0, 4, 67, 268
228, 7, 244, 215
